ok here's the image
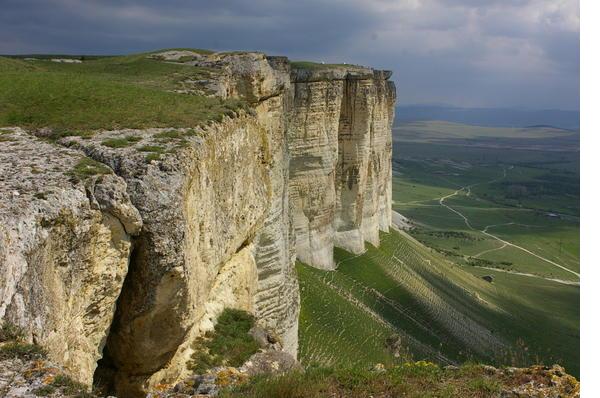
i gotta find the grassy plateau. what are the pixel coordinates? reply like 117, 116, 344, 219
0, 52, 243, 131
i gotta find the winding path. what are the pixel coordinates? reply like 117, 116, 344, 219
438, 167, 580, 279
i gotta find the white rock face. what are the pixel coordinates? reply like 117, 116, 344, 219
62, 117, 278, 396
289, 67, 396, 269
0, 128, 141, 386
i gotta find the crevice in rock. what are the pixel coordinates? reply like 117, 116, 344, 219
93, 343, 118, 396
92, 237, 154, 398
92, 241, 140, 397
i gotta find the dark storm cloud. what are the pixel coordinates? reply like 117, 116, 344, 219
0, 0, 579, 109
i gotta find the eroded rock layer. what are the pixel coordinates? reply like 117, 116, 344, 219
289, 67, 395, 269
0, 51, 394, 396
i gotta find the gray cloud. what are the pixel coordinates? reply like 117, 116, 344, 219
0, 0, 579, 109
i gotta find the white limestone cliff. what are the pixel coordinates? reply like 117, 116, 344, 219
289, 67, 395, 269
0, 51, 395, 397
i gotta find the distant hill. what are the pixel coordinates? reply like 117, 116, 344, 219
395, 105, 579, 131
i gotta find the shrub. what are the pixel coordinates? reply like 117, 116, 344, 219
0, 322, 24, 342
188, 309, 259, 374
0, 342, 46, 360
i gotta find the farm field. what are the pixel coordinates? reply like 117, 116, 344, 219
297, 121, 579, 377
392, 123, 579, 281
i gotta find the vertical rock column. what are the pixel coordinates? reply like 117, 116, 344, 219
376, 73, 396, 233
289, 66, 396, 268
334, 76, 375, 253
288, 77, 344, 270
360, 71, 395, 246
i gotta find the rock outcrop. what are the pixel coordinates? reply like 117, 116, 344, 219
0, 50, 395, 396
289, 66, 395, 269
0, 128, 141, 386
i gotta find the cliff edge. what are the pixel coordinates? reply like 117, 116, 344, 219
0, 50, 395, 396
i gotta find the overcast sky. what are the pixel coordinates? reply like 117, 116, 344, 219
0, 0, 580, 110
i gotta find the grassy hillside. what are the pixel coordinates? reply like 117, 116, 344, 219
0, 52, 243, 131
297, 229, 579, 376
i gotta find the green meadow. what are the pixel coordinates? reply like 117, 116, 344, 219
0, 52, 243, 131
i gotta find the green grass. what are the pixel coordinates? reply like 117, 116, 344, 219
137, 145, 165, 153
50, 374, 94, 397
0, 322, 47, 361
218, 362, 531, 398
154, 129, 195, 140
33, 385, 57, 396
297, 262, 401, 367
384, 123, 579, 375
0, 341, 47, 360
0, 53, 246, 131
69, 157, 112, 179
188, 309, 260, 375
145, 153, 162, 163
392, 139, 579, 280
0, 322, 24, 342
101, 136, 139, 148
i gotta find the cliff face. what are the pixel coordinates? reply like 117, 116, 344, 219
289, 67, 395, 269
0, 51, 394, 396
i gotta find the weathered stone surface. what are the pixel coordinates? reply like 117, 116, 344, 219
335, 73, 395, 252
249, 67, 299, 358
288, 78, 343, 269
240, 350, 299, 377
59, 117, 273, 396
288, 66, 396, 268
0, 128, 138, 386
191, 52, 289, 102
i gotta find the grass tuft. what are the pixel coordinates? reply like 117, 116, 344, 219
145, 153, 162, 163
69, 157, 112, 179
0, 322, 24, 342
51, 374, 94, 397
137, 145, 164, 153
0, 342, 46, 360
188, 309, 259, 375
101, 137, 133, 148
33, 385, 56, 396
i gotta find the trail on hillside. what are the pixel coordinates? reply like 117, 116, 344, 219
470, 265, 580, 286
